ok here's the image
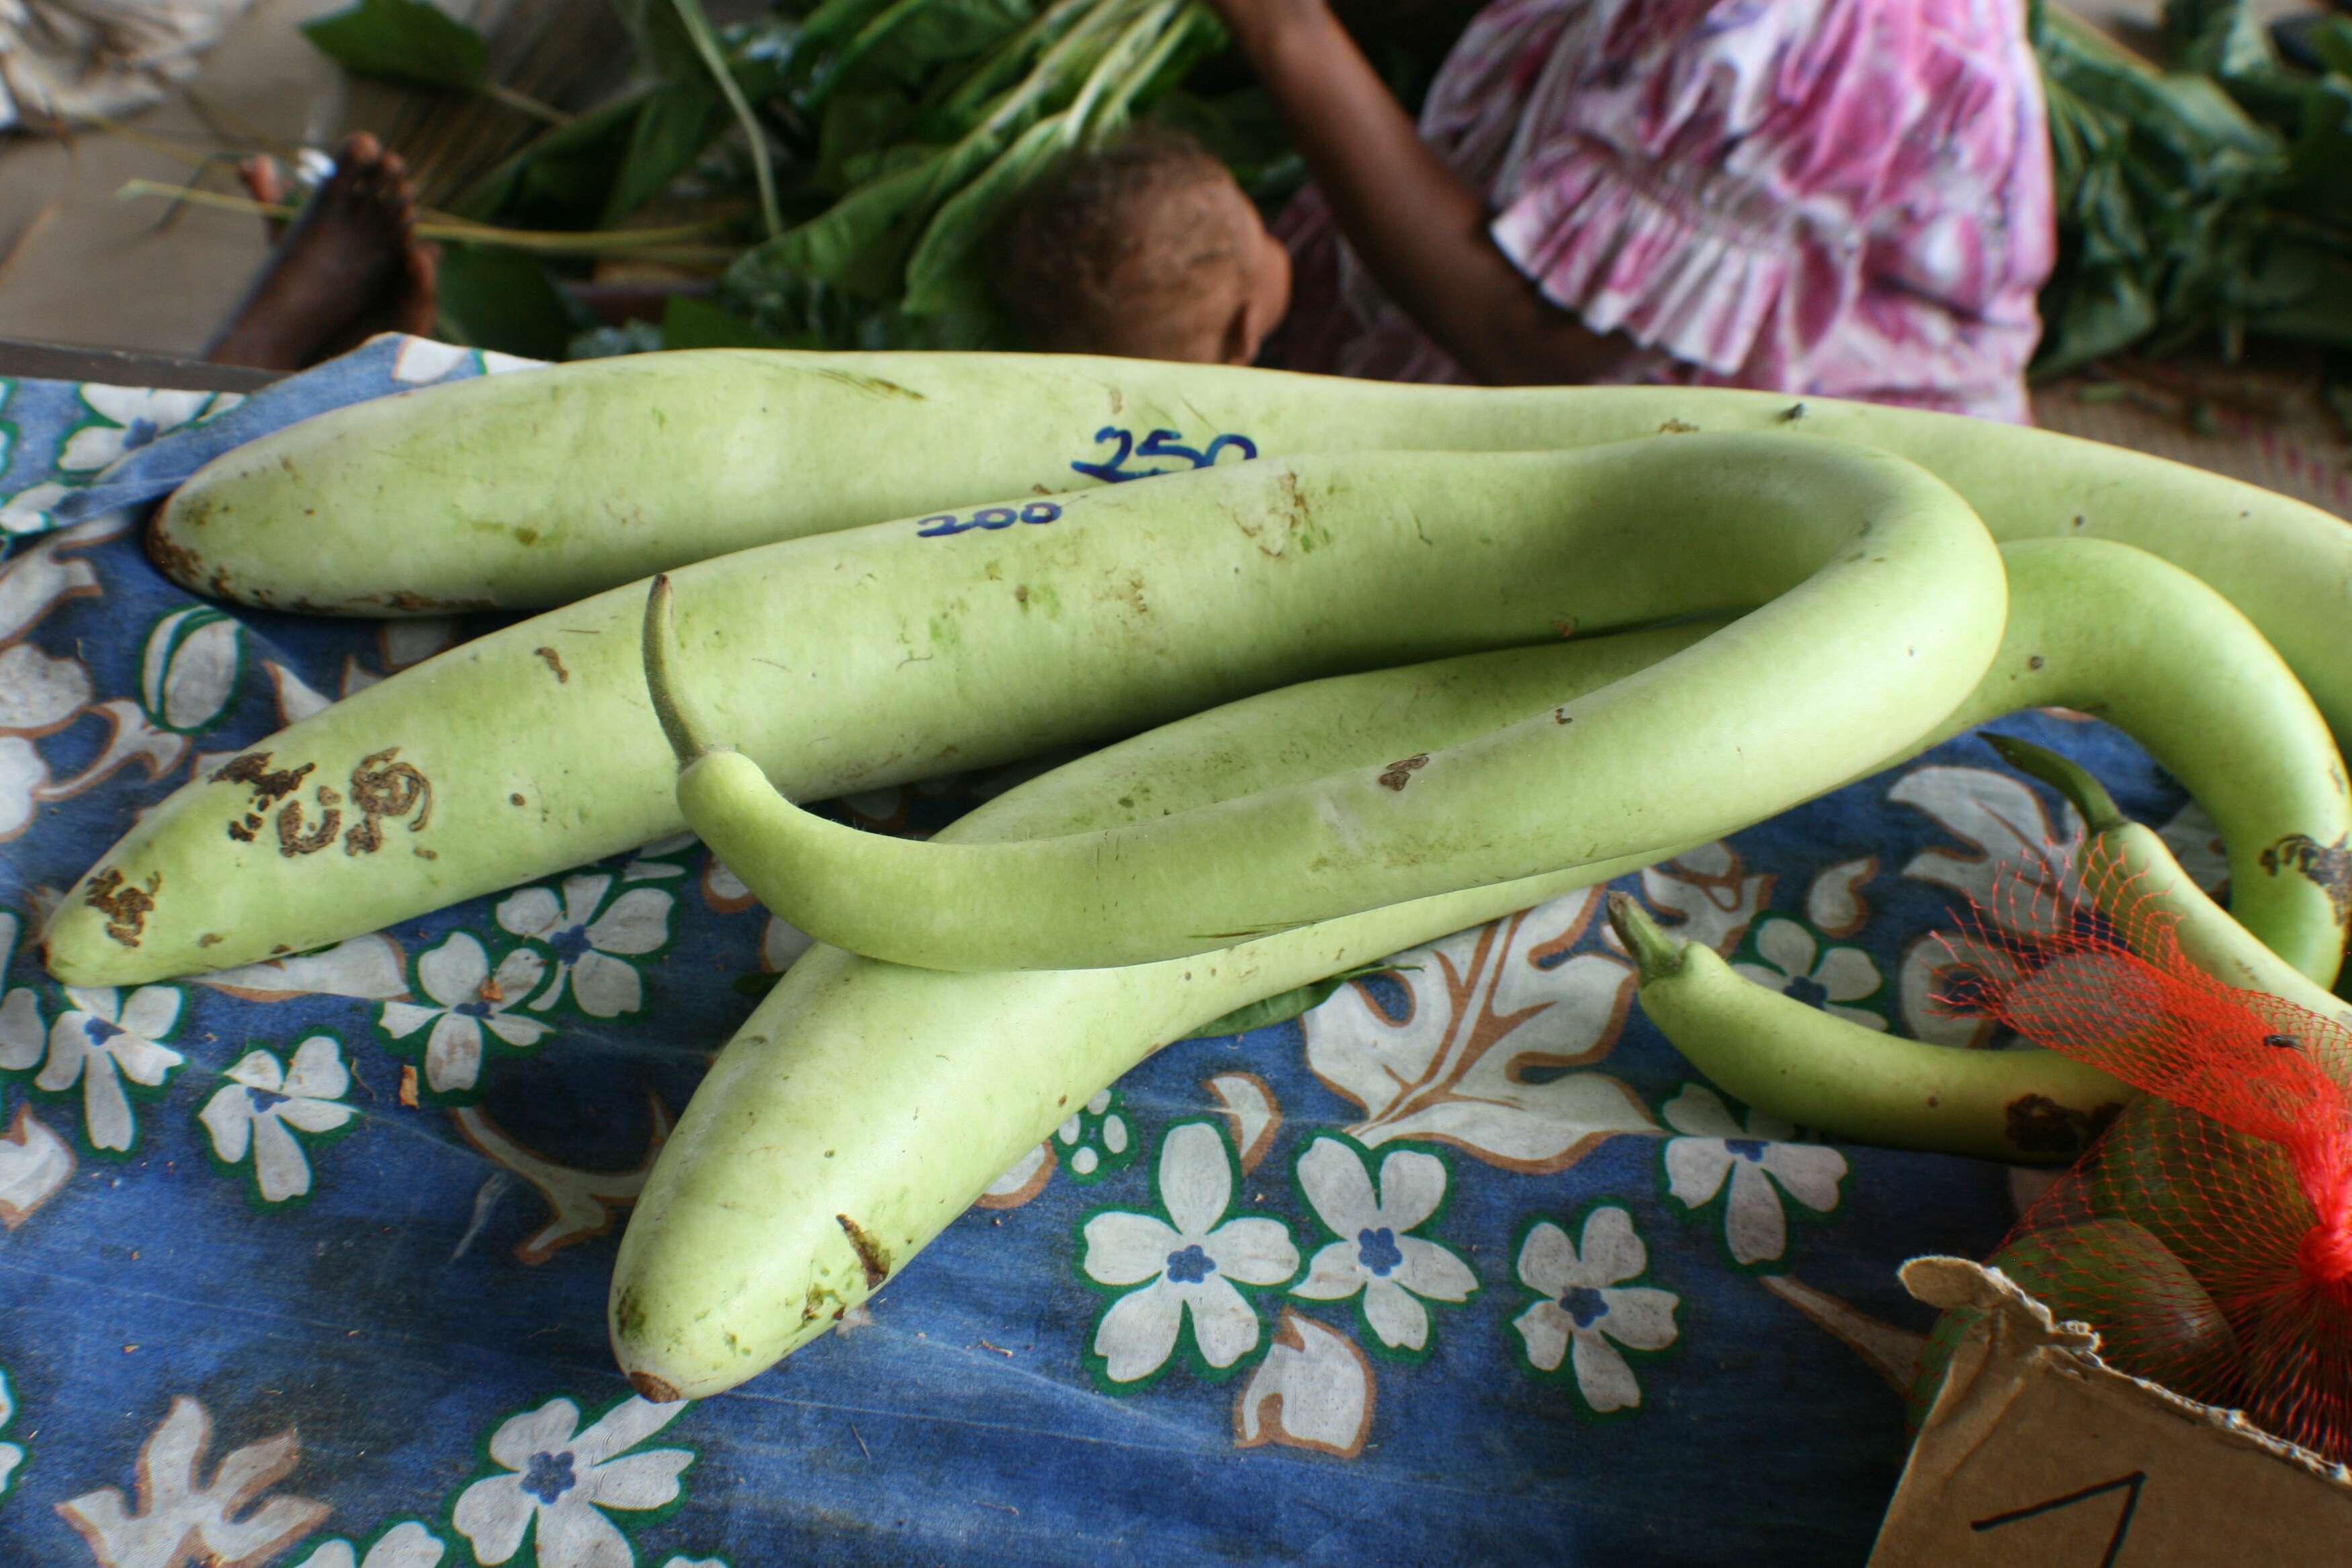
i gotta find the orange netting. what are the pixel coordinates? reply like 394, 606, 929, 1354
1929, 847, 2352, 1461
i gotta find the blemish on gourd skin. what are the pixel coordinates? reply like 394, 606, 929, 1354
1378, 755, 1430, 791
810, 369, 924, 401
2003, 1092, 2123, 1156
2259, 832, 2352, 922
82, 868, 162, 947
144, 520, 208, 588
836, 1214, 892, 1287
533, 646, 570, 683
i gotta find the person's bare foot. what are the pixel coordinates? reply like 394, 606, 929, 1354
206, 132, 440, 371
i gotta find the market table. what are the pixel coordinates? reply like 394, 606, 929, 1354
0, 335, 2218, 1565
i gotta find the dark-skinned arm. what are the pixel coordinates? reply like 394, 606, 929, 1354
1221, 0, 1640, 385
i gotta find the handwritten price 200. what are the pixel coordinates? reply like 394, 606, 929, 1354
916, 427, 1262, 537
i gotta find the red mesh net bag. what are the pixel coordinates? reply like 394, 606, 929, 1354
1930, 854, 2352, 1461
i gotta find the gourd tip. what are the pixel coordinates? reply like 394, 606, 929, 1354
1608, 891, 1683, 982
1981, 732, 2123, 832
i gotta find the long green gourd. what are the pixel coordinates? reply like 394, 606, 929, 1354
653, 536, 2345, 976
46, 435, 2001, 986
613, 538, 2345, 1399
1608, 895, 2130, 1164
612, 626, 1714, 1400
149, 352, 2352, 753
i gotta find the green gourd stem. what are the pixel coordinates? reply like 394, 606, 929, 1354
1982, 732, 2125, 831
640, 574, 714, 766
1608, 890, 1683, 982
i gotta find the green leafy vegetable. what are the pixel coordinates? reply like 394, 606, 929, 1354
1194, 963, 1409, 1037
433, 245, 581, 360
302, 0, 488, 92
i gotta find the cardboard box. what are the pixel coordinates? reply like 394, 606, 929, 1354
1870, 1257, 2352, 1565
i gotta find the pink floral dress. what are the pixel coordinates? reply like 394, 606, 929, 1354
1273, 0, 2055, 421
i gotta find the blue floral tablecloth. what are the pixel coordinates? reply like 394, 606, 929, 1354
0, 336, 2223, 1567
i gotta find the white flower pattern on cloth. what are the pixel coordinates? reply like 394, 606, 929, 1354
1735, 918, 1887, 1031
1080, 1121, 1299, 1385
0, 479, 73, 537
198, 1035, 357, 1203
291, 1520, 449, 1568
1512, 1206, 1679, 1413
453, 1395, 694, 1568
498, 874, 672, 1018
0, 637, 93, 840
1289, 1137, 1477, 1352
378, 932, 550, 1094
1661, 1084, 1848, 1267
58, 386, 226, 476
13, 984, 183, 1152
0, 1365, 21, 1498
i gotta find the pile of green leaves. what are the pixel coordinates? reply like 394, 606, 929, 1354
303, 0, 1300, 357
2036, 0, 2352, 376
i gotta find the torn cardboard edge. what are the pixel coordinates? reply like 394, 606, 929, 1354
1868, 1256, 2352, 1566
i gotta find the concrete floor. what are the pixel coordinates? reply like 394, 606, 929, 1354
0, 0, 350, 356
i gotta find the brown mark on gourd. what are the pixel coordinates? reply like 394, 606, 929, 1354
837, 1214, 892, 1288
533, 646, 570, 683
2259, 832, 2352, 922
628, 1372, 682, 1403
1658, 419, 1700, 434
1378, 754, 1430, 791
277, 793, 341, 856
2003, 1093, 2124, 1156
344, 748, 433, 857
143, 519, 208, 588
2027, 655, 2045, 670
380, 589, 494, 614
82, 868, 162, 947
812, 369, 924, 400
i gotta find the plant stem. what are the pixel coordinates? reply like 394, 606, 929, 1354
669, 0, 782, 238
114, 180, 742, 255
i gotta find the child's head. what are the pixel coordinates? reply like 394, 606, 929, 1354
990, 127, 1291, 364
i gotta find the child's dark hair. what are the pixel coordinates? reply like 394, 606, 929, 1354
989, 126, 1239, 352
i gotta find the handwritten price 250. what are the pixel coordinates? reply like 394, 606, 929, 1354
1072, 426, 1258, 483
